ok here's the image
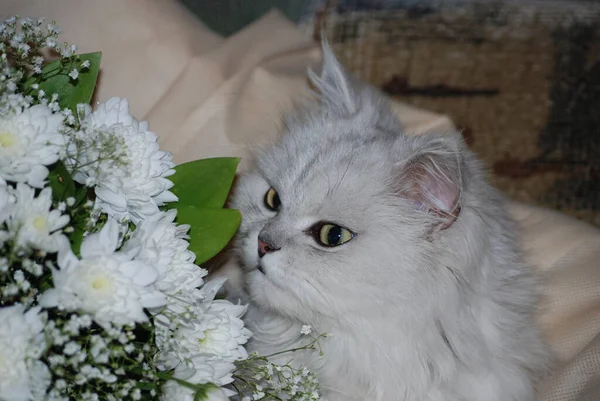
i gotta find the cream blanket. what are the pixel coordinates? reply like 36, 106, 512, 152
3, 1, 600, 399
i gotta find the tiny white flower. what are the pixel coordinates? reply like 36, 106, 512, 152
0, 258, 8, 273
300, 325, 312, 335
0, 102, 65, 187
0, 305, 50, 401
4, 283, 19, 296
44, 38, 56, 48
63, 341, 80, 356
62, 108, 75, 125
6, 183, 70, 252
14, 269, 25, 283
68, 69, 79, 80
39, 219, 166, 328
81, 60, 91, 69
46, 23, 60, 35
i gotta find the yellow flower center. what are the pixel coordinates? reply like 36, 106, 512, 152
91, 276, 111, 291
198, 331, 211, 346
0, 132, 17, 148
32, 216, 48, 231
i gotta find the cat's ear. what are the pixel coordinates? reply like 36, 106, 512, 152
396, 134, 464, 231
308, 39, 358, 115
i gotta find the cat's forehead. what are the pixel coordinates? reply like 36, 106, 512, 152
256, 132, 395, 209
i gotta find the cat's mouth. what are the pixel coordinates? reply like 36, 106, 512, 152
256, 264, 265, 274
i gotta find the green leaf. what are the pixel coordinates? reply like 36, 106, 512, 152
24, 52, 102, 114
47, 161, 76, 202
68, 224, 86, 257
193, 384, 217, 401
168, 158, 240, 209
134, 382, 156, 391
176, 206, 241, 265
73, 186, 89, 207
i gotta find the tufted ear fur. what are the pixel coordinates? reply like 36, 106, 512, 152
308, 39, 359, 116
396, 135, 464, 233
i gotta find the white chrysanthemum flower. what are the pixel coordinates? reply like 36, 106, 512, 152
155, 280, 248, 396
6, 183, 70, 252
0, 102, 65, 187
161, 381, 232, 401
68, 97, 177, 224
182, 357, 235, 388
152, 278, 222, 356
205, 387, 234, 401
171, 299, 251, 363
39, 219, 166, 329
0, 305, 51, 401
125, 210, 206, 296
160, 380, 195, 401
169, 356, 235, 390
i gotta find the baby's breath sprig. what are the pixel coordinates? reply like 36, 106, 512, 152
0, 16, 93, 125
41, 315, 168, 401
0, 17, 58, 95
231, 331, 327, 400
63, 117, 130, 187
0, 18, 52, 73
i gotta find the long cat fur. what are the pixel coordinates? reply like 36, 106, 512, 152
223, 42, 551, 401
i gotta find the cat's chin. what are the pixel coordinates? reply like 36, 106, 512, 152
245, 268, 302, 318
246, 268, 281, 300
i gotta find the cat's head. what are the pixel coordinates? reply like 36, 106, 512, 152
230, 41, 471, 324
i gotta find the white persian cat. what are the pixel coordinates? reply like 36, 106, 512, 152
222, 42, 551, 401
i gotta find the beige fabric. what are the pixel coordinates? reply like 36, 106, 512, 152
3, 2, 600, 399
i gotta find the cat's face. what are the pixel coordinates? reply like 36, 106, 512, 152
230, 43, 466, 323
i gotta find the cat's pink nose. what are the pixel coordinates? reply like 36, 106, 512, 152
258, 238, 279, 258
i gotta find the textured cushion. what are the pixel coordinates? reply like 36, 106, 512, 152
4, 2, 600, 399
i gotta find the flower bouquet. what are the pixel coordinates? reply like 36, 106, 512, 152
0, 17, 322, 401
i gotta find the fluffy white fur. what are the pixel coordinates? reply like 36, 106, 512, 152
224, 41, 551, 401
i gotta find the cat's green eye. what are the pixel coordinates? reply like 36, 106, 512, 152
264, 187, 281, 211
314, 223, 355, 247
